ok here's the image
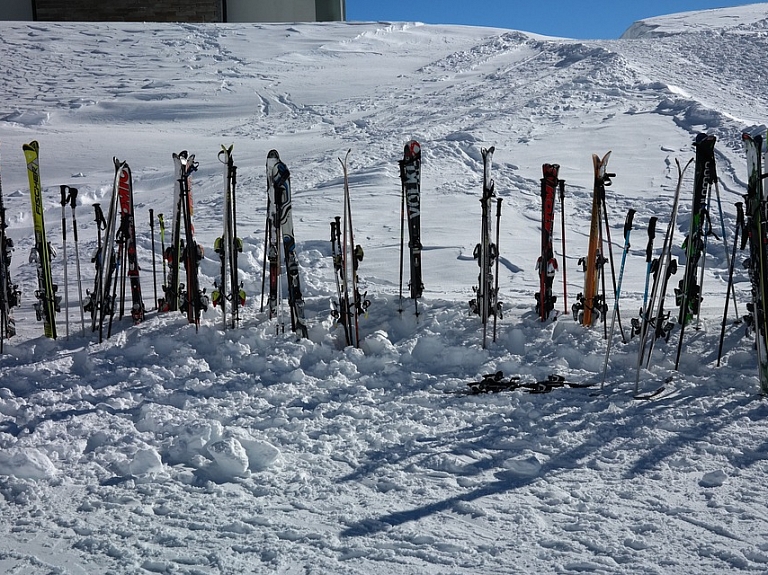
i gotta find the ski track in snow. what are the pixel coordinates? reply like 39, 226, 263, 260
1, 7, 768, 574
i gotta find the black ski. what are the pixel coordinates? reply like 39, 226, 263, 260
399, 140, 423, 314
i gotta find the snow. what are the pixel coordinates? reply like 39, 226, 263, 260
1, 4, 768, 573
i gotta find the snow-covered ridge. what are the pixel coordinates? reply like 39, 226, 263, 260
622, 2, 768, 38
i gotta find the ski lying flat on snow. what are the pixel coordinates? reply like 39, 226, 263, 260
465, 372, 595, 395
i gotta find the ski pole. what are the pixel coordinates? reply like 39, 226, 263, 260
68, 188, 85, 333
493, 198, 502, 343
60, 185, 70, 338
600, 181, 626, 342
260, 205, 270, 314
714, 179, 739, 319
149, 209, 157, 310
602, 209, 635, 388
717, 202, 744, 366
559, 178, 568, 314
158, 213, 167, 309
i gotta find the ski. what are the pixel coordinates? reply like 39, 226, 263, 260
338, 149, 369, 347
23, 141, 60, 339
330, 215, 352, 346
536, 163, 560, 321
469, 146, 501, 348
573, 152, 612, 328
742, 129, 768, 394
675, 134, 716, 328
114, 159, 145, 324
267, 149, 308, 338
97, 159, 123, 342
399, 140, 423, 315
177, 152, 207, 328
635, 157, 693, 388
214, 145, 245, 330
465, 372, 594, 395
0, 148, 20, 351
160, 152, 186, 314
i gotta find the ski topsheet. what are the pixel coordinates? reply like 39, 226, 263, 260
23, 141, 59, 339
742, 129, 768, 394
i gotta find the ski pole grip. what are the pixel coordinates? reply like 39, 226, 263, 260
60, 185, 68, 206
496, 198, 502, 216
624, 209, 636, 239
68, 187, 78, 208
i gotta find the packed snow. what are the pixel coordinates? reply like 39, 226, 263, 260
1, 4, 768, 573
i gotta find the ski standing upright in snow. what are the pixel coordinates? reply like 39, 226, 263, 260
213, 145, 245, 330
536, 163, 560, 321
573, 152, 613, 329
635, 157, 693, 390
0, 148, 20, 351
334, 149, 369, 347
114, 159, 145, 325
675, 134, 716, 329
398, 140, 423, 316
177, 152, 208, 329
741, 129, 768, 394
23, 141, 60, 339
469, 146, 502, 348
267, 149, 308, 338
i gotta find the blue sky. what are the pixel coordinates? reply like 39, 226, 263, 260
346, 1, 752, 39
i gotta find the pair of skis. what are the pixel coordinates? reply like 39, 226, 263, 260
212, 145, 245, 330
536, 164, 566, 321
469, 147, 503, 348
160, 151, 207, 328
398, 140, 423, 316
741, 130, 768, 394
263, 150, 308, 338
23, 141, 60, 339
85, 158, 146, 341
330, 150, 369, 347
573, 152, 617, 334
0, 147, 20, 351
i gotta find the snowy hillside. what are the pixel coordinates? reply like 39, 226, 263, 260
1, 4, 768, 573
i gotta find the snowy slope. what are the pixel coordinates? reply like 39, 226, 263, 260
1, 5, 768, 574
